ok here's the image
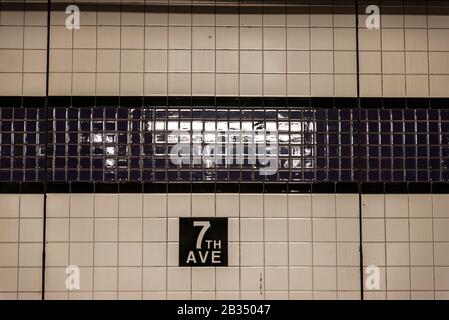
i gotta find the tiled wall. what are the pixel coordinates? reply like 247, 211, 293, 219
362, 193, 449, 300
1, 192, 449, 300
0, 1, 448, 97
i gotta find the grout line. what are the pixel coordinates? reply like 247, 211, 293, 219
40, 0, 52, 301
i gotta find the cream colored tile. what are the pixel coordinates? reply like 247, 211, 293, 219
94, 218, 118, 242
265, 219, 287, 241
192, 268, 215, 291
95, 194, 118, 217
19, 243, 42, 267
46, 218, 69, 242
288, 218, 311, 242
70, 218, 94, 242
312, 194, 336, 217
118, 244, 142, 267
46, 243, 69, 267
19, 219, 42, 243
69, 243, 93, 266
410, 219, 433, 242
240, 218, 263, 242
288, 194, 312, 217
216, 194, 239, 217
94, 243, 117, 267
46, 194, 69, 218
313, 218, 336, 241
94, 267, 117, 291
119, 194, 143, 217
265, 267, 288, 291
0, 194, 20, 218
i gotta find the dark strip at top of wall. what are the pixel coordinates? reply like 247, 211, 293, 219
0, 182, 448, 194
1, 1, 448, 15
0, 97, 448, 109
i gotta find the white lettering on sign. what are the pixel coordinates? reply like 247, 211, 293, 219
193, 221, 211, 249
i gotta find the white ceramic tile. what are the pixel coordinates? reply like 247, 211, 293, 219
433, 195, 449, 218
69, 243, 93, 267
191, 194, 215, 217
288, 219, 312, 242
265, 267, 288, 291
19, 268, 42, 292
337, 243, 360, 266
167, 267, 191, 291
265, 242, 288, 266
289, 267, 313, 291
312, 194, 336, 217
363, 243, 386, 266
0, 219, 19, 242
167, 194, 191, 217
143, 194, 166, 217
70, 194, 94, 217
313, 242, 337, 266
240, 242, 264, 266
265, 219, 288, 241
18, 243, 42, 267
192, 268, 215, 291
19, 219, 42, 243
143, 218, 167, 242
337, 267, 360, 291
143, 243, 166, 267
119, 218, 143, 242
228, 218, 239, 242
386, 267, 411, 291
362, 219, 385, 242
410, 219, 433, 242
386, 243, 410, 266
386, 219, 409, 242
435, 267, 449, 290
20, 195, 44, 218
336, 194, 359, 218
362, 195, 384, 218
118, 267, 142, 291
313, 267, 337, 291
240, 267, 264, 291
240, 194, 263, 217
240, 218, 263, 242
336, 218, 359, 242
385, 195, 409, 218
409, 194, 432, 218
313, 218, 336, 242
0, 243, 18, 267
94, 218, 118, 242
94, 267, 117, 291
434, 242, 449, 266
167, 242, 178, 267
143, 267, 166, 291
0, 268, 18, 292
119, 243, 142, 267
119, 194, 143, 217
0, 195, 20, 218
44, 267, 67, 292
411, 267, 435, 291
94, 243, 117, 267
264, 194, 287, 218
70, 218, 94, 242
288, 195, 312, 217
216, 268, 239, 291
410, 242, 434, 266
95, 195, 119, 218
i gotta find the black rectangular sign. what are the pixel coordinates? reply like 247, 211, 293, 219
179, 218, 228, 267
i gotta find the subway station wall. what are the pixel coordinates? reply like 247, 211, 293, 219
1, 1, 449, 301
0, 1, 449, 97
1, 192, 449, 300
